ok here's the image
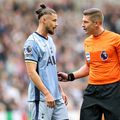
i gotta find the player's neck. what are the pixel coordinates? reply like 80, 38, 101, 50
36, 26, 48, 39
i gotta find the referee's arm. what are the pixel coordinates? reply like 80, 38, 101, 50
73, 64, 89, 79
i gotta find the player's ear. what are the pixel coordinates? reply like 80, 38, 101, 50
41, 15, 47, 23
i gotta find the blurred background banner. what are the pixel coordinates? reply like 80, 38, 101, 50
0, 0, 120, 120
0, 111, 30, 120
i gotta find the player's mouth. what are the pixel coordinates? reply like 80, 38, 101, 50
53, 26, 57, 30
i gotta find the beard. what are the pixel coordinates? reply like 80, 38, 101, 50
46, 26, 54, 35
48, 29, 54, 35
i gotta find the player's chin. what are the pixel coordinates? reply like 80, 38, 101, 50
48, 29, 55, 35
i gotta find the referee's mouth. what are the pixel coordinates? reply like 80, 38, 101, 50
83, 28, 87, 32
83, 27, 87, 31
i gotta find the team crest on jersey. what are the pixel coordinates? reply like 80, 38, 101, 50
85, 52, 90, 62
100, 51, 108, 61
24, 46, 32, 55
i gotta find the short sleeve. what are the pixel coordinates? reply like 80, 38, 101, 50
23, 40, 39, 62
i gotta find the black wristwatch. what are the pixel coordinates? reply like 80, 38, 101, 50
67, 73, 75, 81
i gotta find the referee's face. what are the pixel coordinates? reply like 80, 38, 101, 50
45, 13, 58, 35
82, 15, 96, 35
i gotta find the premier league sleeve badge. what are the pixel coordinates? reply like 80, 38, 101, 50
24, 45, 33, 56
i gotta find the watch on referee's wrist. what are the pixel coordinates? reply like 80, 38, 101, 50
67, 73, 75, 81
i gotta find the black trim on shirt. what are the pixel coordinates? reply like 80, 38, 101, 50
34, 32, 48, 40
35, 62, 40, 101
25, 59, 37, 63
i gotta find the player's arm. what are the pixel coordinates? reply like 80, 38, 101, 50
25, 61, 55, 108
58, 84, 68, 105
58, 64, 89, 81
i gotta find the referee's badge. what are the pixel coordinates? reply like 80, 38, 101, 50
100, 51, 108, 61
85, 52, 90, 62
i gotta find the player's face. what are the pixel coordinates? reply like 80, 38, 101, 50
45, 14, 58, 35
82, 15, 96, 35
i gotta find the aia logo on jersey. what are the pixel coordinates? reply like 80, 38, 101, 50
100, 51, 108, 61
47, 56, 56, 66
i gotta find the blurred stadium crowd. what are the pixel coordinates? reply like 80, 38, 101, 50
0, 0, 120, 119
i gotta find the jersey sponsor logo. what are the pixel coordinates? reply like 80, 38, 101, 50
24, 46, 32, 55
85, 52, 90, 62
100, 51, 108, 61
47, 56, 56, 66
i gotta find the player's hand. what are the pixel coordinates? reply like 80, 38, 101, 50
58, 72, 68, 82
45, 93, 55, 108
61, 92, 68, 105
